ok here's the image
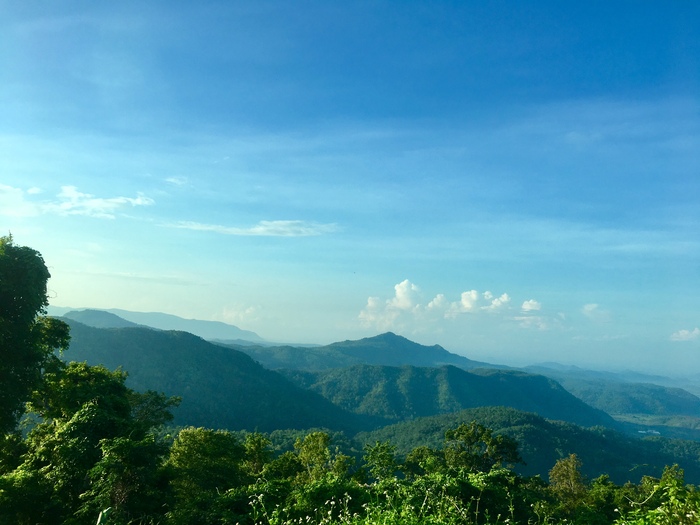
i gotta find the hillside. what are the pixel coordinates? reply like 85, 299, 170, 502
280, 364, 616, 428
560, 379, 700, 416
356, 406, 700, 485
62, 320, 369, 433
62, 309, 143, 329
229, 332, 497, 371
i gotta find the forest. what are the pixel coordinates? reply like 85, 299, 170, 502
2, 235, 700, 525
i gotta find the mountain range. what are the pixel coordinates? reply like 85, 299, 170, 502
52, 306, 265, 343
53, 308, 700, 483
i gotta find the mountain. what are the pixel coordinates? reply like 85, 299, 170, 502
62, 309, 143, 329
228, 332, 498, 371
280, 364, 617, 428
49, 307, 265, 343
525, 364, 700, 417
356, 406, 700, 485
61, 320, 368, 433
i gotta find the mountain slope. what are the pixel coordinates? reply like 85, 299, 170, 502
280, 364, 616, 428
356, 406, 700, 485
230, 332, 497, 371
62, 320, 367, 433
62, 309, 143, 329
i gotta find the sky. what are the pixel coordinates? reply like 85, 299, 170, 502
1, 1, 699, 374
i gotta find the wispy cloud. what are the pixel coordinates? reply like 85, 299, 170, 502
44, 186, 154, 218
0, 184, 39, 217
581, 303, 611, 322
171, 220, 338, 237
670, 328, 700, 342
165, 176, 188, 186
0, 184, 154, 219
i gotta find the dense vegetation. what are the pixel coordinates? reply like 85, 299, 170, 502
63, 320, 369, 433
281, 364, 615, 428
4, 237, 700, 524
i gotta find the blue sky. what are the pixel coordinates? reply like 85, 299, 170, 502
2, 1, 699, 373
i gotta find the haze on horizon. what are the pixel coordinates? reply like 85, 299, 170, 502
2, 2, 699, 375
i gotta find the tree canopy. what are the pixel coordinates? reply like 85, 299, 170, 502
0, 235, 70, 433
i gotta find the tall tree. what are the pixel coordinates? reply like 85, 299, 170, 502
0, 235, 70, 433
443, 421, 522, 473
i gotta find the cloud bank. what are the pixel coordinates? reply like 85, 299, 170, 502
359, 279, 532, 334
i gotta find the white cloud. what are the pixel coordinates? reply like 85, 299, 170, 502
389, 279, 420, 310
172, 220, 338, 237
514, 315, 548, 330
1, 184, 154, 219
359, 295, 400, 331
460, 290, 480, 311
670, 328, 700, 342
43, 186, 154, 219
220, 304, 261, 326
427, 293, 448, 310
359, 279, 422, 331
165, 176, 188, 186
360, 281, 519, 333
582, 303, 611, 322
522, 299, 542, 312
482, 292, 511, 312
0, 184, 39, 217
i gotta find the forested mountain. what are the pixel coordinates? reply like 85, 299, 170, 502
62, 320, 370, 433
526, 365, 700, 416
281, 364, 616, 428
559, 379, 700, 416
228, 332, 496, 370
357, 406, 700, 485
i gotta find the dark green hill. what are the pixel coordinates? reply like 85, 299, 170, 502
227, 332, 496, 371
357, 406, 700, 485
280, 364, 617, 428
62, 320, 369, 433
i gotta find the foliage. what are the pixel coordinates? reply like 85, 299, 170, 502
63, 319, 366, 433
443, 421, 522, 472
0, 235, 70, 433
280, 363, 615, 428
0, 361, 177, 525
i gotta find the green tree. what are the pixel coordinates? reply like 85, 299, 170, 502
1, 362, 177, 525
166, 427, 248, 525
294, 431, 353, 482
443, 421, 522, 473
363, 441, 399, 481
548, 453, 587, 509
243, 432, 273, 477
295, 431, 332, 482
404, 445, 446, 477
0, 235, 70, 433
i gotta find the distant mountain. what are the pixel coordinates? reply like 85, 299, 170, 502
50, 306, 265, 343
62, 320, 368, 433
228, 332, 499, 371
356, 406, 700, 485
525, 364, 700, 416
62, 309, 143, 329
280, 364, 617, 428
